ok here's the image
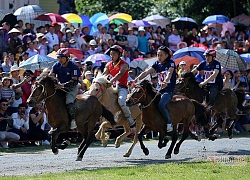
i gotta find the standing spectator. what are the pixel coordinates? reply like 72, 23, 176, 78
137, 26, 149, 54
2, 55, 11, 73
73, 29, 86, 49
62, 29, 74, 42
153, 26, 165, 48
18, 52, 29, 66
23, 23, 35, 35
45, 26, 59, 53
83, 71, 93, 91
92, 23, 103, 39
98, 26, 111, 44
37, 36, 48, 56
52, 23, 64, 43
0, 99, 20, 148
126, 27, 138, 58
0, 27, 9, 54
8, 28, 22, 55
0, 77, 15, 106
57, 0, 76, 15
115, 26, 128, 49
187, 28, 200, 46
164, 25, 172, 47
168, 28, 181, 53
26, 41, 39, 58
8, 103, 29, 141
81, 26, 93, 43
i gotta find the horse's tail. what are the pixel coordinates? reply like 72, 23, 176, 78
101, 105, 117, 125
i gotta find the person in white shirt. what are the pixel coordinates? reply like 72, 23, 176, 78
92, 23, 103, 39
8, 103, 29, 141
168, 28, 181, 53
45, 25, 59, 53
73, 28, 86, 49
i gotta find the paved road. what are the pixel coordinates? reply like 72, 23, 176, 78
0, 137, 250, 176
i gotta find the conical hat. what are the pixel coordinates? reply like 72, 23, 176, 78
8, 28, 21, 34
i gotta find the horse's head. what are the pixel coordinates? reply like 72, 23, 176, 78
27, 75, 57, 107
89, 75, 118, 98
126, 79, 151, 107
175, 71, 196, 93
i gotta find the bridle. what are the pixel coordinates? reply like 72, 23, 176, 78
129, 84, 160, 109
92, 81, 107, 99
175, 78, 188, 93
30, 81, 57, 103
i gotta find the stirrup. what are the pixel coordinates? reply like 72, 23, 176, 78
48, 127, 57, 134
70, 120, 77, 129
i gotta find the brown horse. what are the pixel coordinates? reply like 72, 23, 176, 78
175, 71, 239, 138
126, 80, 199, 159
27, 76, 116, 161
88, 75, 142, 157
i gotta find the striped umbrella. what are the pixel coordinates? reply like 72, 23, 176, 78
109, 13, 132, 23
0, 9, 5, 21
216, 49, 247, 70
14, 5, 45, 20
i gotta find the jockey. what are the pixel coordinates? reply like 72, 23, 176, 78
104, 45, 135, 127
49, 48, 81, 130
133, 46, 176, 132
192, 49, 223, 106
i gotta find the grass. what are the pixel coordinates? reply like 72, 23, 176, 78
1, 159, 250, 180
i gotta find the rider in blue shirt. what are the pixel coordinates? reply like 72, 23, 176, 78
134, 46, 176, 132
49, 48, 81, 130
192, 49, 223, 106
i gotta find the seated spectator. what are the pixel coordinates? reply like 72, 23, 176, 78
1, 55, 11, 73
83, 71, 93, 91
18, 52, 29, 66
37, 36, 48, 56
26, 41, 39, 58
0, 77, 15, 109
15, 45, 25, 63
0, 99, 20, 148
177, 61, 187, 77
222, 70, 233, 90
8, 103, 29, 141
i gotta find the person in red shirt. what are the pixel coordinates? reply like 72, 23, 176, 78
103, 45, 135, 127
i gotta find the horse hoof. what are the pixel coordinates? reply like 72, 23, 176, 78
143, 148, 149, 156
53, 149, 59, 155
174, 149, 179, 154
63, 140, 71, 146
123, 153, 130, 157
75, 157, 82, 161
165, 154, 171, 159
102, 141, 108, 147
229, 135, 233, 139
115, 144, 120, 148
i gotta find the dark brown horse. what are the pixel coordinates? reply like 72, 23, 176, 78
126, 80, 199, 159
175, 71, 239, 138
27, 76, 116, 161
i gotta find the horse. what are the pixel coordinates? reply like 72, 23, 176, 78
88, 75, 143, 157
27, 75, 116, 161
175, 71, 239, 138
126, 79, 200, 159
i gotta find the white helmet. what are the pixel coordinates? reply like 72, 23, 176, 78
179, 61, 186, 65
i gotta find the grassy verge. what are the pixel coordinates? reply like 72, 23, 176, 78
1, 159, 250, 180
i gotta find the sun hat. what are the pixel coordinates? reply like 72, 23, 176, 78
85, 71, 92, 76
177, 41, 187, 49
128, 27, 134, 31
138, 26, 145, 32
2, 77, 13, 85
66, 29, 73, 34
89, 39, 97, 46
8, 28, 21, 34
10, 65, 20, 73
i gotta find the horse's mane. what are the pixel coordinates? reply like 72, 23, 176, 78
93, 75, 109, 84
141, 79, 156, 96
182, 71, 196, 81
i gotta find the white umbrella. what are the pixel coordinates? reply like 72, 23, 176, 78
84, 54, 111, 63
143, 14, 170, 28
14, 5, 45, 21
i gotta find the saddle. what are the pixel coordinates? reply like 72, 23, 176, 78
172, 95, 187, 102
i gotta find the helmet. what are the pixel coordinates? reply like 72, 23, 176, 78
179, 61, 186, 65
110, 45, 123, 54
203, 49, 216, 57
56, 48, 70, 57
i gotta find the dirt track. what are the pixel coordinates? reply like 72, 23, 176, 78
0, 136, 250, 176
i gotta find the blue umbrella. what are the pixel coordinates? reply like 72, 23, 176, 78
172, 47, 206, 62
80, 15, 92, 28
89, 12, 109, 35
131, 20, 151, 27
19, 54, 57, 71
202, 15, 229, 24
240, 53, 250, 63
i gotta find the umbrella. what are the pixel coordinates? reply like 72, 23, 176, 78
130, 20, 151, 27
189, 43, 208, 50
110, 19, 124, 26
34, 13, 68, 23
62, 13, 82, 24
14, 5, 45, 21
129, 59, 149, 71
84, 54, 111, 63
221, 21, 235, 37
109, 13, 132, 23
19, 54, 57, 71
231, 13, 250, 26
0, 13, 17, 29
0, 9, 5, 21
48, 48, 84, 60
89, 13, 109, 35
80, 15, 92, 28
174, 56, 201, 70
143, 14, 170, 28
202, 15, 229, 24
216, 49, 247, 70
172, 47, 206, 62
171, 17, 198, 30
240, 53, 250, 63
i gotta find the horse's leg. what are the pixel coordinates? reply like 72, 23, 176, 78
209, 114, 223, 135
204, 125, 217, 141
50, 129, 62, 155
138, 127, 150, 156
158, 130, 168, 149
123, 116, 142, 157
114, 121, 131, 148
227, 120, 235, 139
95, 121, 109, 147
174, 122, 190, 155
188, 129, 201, 141
165, 126, 178, 159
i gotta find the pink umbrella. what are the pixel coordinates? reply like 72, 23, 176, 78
34, 13, 68, 23
221, 21, 235, 37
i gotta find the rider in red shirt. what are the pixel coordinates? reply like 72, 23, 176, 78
103, 45, 135, 127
